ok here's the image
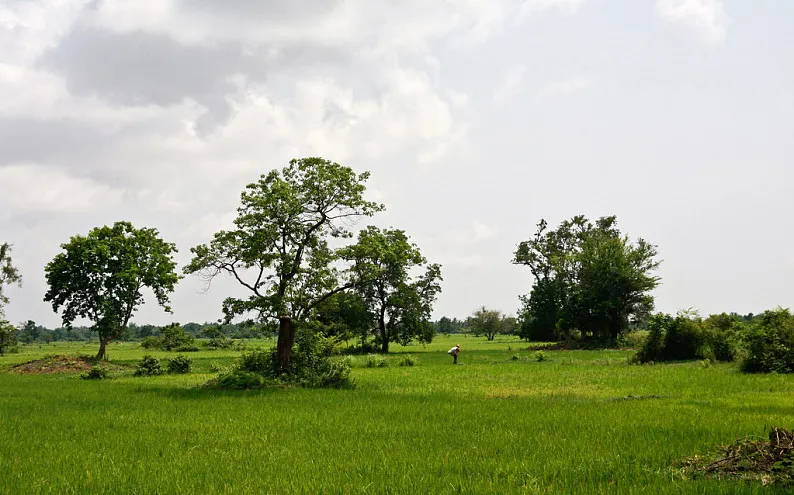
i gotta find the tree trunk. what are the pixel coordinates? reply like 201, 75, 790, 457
96, 337, 109, 361
379, 314, 389, 354
276, 316, 295, 373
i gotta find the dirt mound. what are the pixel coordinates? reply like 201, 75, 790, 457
679, 427, 794, 486
10, 355, 99, 374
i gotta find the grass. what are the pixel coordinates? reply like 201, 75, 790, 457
1, 335, 793, 493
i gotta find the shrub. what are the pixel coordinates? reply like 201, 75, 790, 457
167, 354, 192, 374
742, 308, 794, 373
140, 336, 163, 349
238, 348, 274, 374
212, 371, 268, 390
616, 331, 648, 349
399, 355, 416, 367
512, 354, 520, 361
81, 366, 108, 380
534, 351, 548, 362
160, 323, 196, 351
206, 336, 233, 349
288, 330, 353, 388
365, 354, 387, 368
661, 314, 707, 361
634, 312, 720, 363
134, 355, 163, 376
210, 330, 353, 389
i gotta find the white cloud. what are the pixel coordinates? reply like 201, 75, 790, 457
493, 65, 527, 106
520, 0, 588, 17
538, 76, 592, 99
656, 0, 731, 44
443, 221, 500, 246
0, 164, 123, 216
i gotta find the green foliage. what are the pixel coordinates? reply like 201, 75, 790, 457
80, 366, 108, 380
166, 355, 193, 374
0, 320, 17, 355
742, 308, 794, 373
159, 323, 198, 352
212, 329, 352, 389
340, 226, 441, 353
202, 325, 234, 349
0, 242, 22, 317
140, 336, 162, 349
238, 348, 274, 374
469, 306, 505, 341
365, 354, 388, 368
398, 355, 416, 367
134, 355, 163, 376
634, 312, 740, 364
212, 371, 268, 390
43, 221, 180, 359
309, 291, 373, 346
533, 351, 548, 362
514, 216, 660, 343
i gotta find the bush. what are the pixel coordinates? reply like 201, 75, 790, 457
134, 355, 163, 376
634, 312, 730, 363
616, 331, 648, 349
81, 366, 108, 380
140, 336, 163, 349
365, 354, 387, 368
742, 308, 794, 373
534, 351, 548, 362
167, 354, 192, 374
399, 355, 416, 367
210, 330, 353, 390
512, 354, 520, 361
212, 371, 268, 390
160, 323, 196, 351
238, 348, 274, 374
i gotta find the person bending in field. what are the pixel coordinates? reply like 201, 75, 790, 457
448, 344, 461, 364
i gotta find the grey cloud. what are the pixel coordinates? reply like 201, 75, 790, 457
37, 25, 361, 134
179, 0, 342, 23
0, 117, 111, 165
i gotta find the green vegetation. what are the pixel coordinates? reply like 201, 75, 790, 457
2, 336, 794, 493
514, 215, 660, 343
43, 221, 180, 359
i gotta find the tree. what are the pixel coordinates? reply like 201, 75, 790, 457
469, 306, 504, 341
341, 226, 442, 353
0, 320, 16, 355
184, 157, 383, 371
44, 221, 180, 360
514, 215, 660, 342
0, 242, 22, 316
309, 291, 373, 346
18, 320, 41, 343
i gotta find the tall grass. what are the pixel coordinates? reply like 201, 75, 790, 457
1, 336, 792, 493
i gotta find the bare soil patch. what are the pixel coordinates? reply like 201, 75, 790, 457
9, 355, 121, 375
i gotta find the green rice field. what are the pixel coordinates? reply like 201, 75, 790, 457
1, 335, 793, 494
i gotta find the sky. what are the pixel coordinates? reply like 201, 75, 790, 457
1, 0, 792, 328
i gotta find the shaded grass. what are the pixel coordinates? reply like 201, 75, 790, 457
1, 336, 793, 493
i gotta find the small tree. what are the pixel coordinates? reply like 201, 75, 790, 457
0, 242, 22, 317
341, 226, 442, 353
469, 306, 504, 341
0, 320, 17, 355
44, 221, 180, 360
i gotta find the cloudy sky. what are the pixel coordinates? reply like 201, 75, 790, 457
1, 0, 792, 328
